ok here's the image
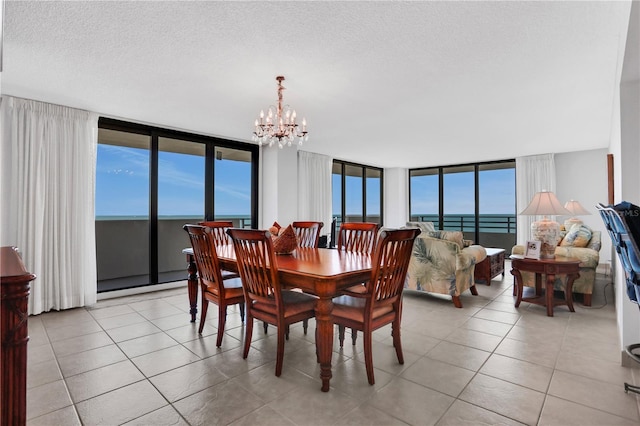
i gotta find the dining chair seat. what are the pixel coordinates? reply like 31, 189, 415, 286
210, 278, 244, 298
253, 290, 317, 318
332, 296, 394, 322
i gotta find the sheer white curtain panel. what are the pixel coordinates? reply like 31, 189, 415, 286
0, 96, 98, 315
297, 151, 333, 233
515, 153, 556, 245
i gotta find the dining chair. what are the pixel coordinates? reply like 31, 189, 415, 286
292, 221, 324, 248
227, 228, 317, 377
332, 227, 421, 385
183, 224, 245, 345
198, 221, 239, 280
336, 222, 380, 343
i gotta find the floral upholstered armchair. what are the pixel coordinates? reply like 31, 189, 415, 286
404, 222, 487, 308
512, 224, 601, 306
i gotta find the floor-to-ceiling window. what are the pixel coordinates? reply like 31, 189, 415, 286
96, 118, 258, 293
409, 160, 516, 250
332, 160, 384, 233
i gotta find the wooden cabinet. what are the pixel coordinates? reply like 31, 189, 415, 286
474, 248, 505, 285
1, 246, 36, 426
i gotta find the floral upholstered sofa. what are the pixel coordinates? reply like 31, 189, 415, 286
512, 223, 601, 306
404, 222, 487, 308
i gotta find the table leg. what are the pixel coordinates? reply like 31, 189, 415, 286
545, 273, 555, 317
511, 269, 523, 307
186, 254, 198, 323
565, 272, 579, 313
315, 296, 334, 392
535, 273, 543, 296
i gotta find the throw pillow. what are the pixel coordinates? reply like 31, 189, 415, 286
560, 224, 592, 248
273, 224, 298, 254
405, 221, 435, 233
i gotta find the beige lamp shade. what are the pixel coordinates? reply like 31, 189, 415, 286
563, 199, 591, 229
520, 191, 572, 259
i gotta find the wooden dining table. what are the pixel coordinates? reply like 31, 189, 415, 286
183, 245, 372, 392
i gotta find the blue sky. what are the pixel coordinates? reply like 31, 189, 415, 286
96, 145, 251, 217
409, 168, 516, 215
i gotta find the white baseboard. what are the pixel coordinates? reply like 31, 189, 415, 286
97, 280, 187, 301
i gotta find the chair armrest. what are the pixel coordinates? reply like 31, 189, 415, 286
462, 245, 486, 264
512, 245, 525, 255
554, 247, 600, 268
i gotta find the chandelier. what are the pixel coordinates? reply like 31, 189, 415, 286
252, 76, 308, 148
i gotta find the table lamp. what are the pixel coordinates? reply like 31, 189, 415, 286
520, 190, 572, 259
563, 199, 591, 230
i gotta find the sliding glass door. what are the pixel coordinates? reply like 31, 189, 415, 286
96, 119, 258, 293
95, 129, 151, 291
157, 137, 206, 284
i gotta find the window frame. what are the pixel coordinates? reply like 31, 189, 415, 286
409, 159, 515, 244
332, 159, 384, 225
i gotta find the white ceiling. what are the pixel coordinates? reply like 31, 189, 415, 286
1, 1, 633, 168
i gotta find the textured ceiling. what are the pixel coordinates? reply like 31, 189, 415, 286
1, 1, 633, 168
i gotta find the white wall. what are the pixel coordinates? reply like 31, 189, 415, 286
613, 0, 640, 362
555, 148, 611, 264
383, 167, 408, 228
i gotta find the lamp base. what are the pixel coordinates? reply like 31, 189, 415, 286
531, 218, 561, 259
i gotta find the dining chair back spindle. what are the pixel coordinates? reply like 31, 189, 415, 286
292, 221, 324, 248
198, 221, 239, 280
337, 222, 379, 253
332, 228, 421, 385
183, 224, 245, 345
227, 228, 317, 377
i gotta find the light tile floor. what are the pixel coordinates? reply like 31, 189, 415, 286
26, 263, 640, 425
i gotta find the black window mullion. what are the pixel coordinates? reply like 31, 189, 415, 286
438, 168, 444, 230
474, 164, 480, 243
150, 133, 159, 284
205, 144, 215, 220
362, 166, 367, 222
250, 150, 259, 229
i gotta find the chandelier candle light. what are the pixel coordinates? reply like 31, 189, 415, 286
520, 190, 572, 259
252, 76, 308, 149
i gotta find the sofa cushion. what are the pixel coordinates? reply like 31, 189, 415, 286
560, 224, 592, 248
424, 230, 465, 250
406, 221, 435, 233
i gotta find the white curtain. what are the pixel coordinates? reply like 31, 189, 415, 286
297, 150, 333, 235
516, 153, 556, 244
0, 96, 98, 315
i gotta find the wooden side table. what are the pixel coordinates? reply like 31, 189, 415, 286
474, 248, 505, 285
1, 246, 36, 426
510, 254, 580, 317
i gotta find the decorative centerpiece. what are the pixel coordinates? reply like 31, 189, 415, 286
271, 223, 298, 255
